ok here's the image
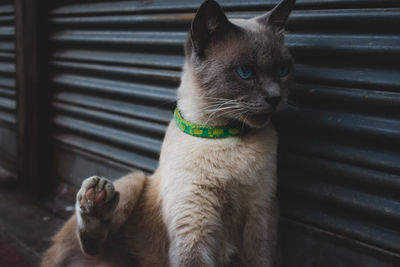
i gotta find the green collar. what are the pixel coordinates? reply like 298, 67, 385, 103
174, 108, 244, 138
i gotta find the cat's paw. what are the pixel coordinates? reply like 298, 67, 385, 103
76, 176, 120, 220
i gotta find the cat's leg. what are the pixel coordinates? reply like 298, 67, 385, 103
166, 190, 223, 267
41, 172, 146, 267
242, 196, 279, 267
75, 176, 120, 255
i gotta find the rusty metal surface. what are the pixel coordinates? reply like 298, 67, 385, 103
46, 0, 400, 266
0, 0, 16, 176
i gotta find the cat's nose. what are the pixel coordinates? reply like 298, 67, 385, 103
265, 96, 282, 109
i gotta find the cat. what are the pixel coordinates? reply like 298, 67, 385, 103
41, 0, 295, 266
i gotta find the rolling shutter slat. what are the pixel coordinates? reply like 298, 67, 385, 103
52, 50, 184, 70
49, 0, 400, 16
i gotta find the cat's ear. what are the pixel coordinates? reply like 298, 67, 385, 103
257, 0, 296, 30
190, 0, 233, 56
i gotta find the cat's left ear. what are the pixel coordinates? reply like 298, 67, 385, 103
257, 0, 296, 30
190, 0, 233, 56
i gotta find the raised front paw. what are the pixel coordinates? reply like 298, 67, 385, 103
76, 176, 120, 220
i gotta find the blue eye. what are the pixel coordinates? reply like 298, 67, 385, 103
236, 65, 253, 80
279, 65, 290, 77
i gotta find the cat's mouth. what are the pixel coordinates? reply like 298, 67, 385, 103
240, 111, 272, 128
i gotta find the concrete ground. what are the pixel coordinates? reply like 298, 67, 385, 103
0, 182, 68, 267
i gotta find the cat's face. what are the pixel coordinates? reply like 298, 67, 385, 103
186, 0, 295, 128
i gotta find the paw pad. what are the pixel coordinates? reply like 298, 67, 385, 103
77, 176, 118, 216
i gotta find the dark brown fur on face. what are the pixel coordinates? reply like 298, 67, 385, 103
186, 0, 294, 128
41, 1, 296, 266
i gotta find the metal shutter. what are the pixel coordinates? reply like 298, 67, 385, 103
46, 0, 400, 266
276, 3, 400, 267
0, 0, 16, 178
48, 0, 180, 186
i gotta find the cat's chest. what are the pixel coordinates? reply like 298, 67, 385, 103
160, 122, 277, 187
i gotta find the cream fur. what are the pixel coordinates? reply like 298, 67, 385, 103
159, 118, 278, 266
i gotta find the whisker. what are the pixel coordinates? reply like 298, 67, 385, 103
204, 106, 239, 125
200, 97, 267, 125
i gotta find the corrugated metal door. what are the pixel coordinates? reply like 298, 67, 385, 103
48, 0, 180, 186
0, 0, 16, 178
46, 0, 400, 266
276, 2, 400, 267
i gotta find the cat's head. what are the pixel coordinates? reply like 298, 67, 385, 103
181, 0, 295, 128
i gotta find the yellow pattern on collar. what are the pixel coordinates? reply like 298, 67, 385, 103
174, 108, 243, 138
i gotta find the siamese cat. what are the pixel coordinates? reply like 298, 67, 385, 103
41, 0, 295, 266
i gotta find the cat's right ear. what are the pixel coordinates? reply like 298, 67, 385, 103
190, 0, 232, 57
